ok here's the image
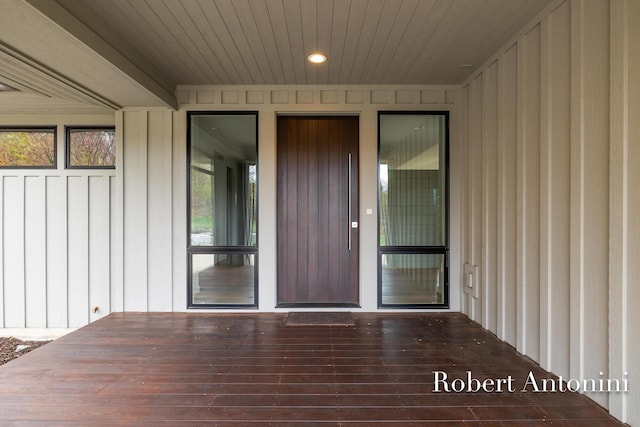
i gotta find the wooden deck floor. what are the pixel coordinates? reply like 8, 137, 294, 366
0, 313, 625, 426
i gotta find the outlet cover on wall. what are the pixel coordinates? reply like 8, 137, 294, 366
463, 263, 480, 299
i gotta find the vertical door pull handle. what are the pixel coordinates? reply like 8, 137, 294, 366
348, 152, 352, 251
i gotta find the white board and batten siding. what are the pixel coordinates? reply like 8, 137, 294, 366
2, 89, 463, 330
123, 87, 462, 314
0, 116, 115, 329
120, 109, 175, 312
461, 0, 640, 424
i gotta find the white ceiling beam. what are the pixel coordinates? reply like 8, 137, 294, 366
23, 0, 176, 109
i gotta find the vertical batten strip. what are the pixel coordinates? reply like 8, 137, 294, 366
539, 9, 553, 373
481, 61, 498, 333
497, 45, 518, 345
166, 110, 174, 311
67, 175, 89, 328
43, 176, 48, 328
122, 110, 149, 311
89, 176, 111, 322
516, 39, 526, 354
625, 0, 640, 420
569, 0, 586, 386
516, 24, 541, 360
113, 111, 125, 312
460, 85, 469, 315
142, 112, 150, 311
538, 1, 572, 377
24, 176, 47, 327
3, 176, 26, 327
468, 76, 484, 322
172, 110, 187, 310
46, 176, 68, 327
627, 0, 640, 417
109, 175, 116, 314
147, 110, 173, 311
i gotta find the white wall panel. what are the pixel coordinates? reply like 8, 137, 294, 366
89, 176, 112, 321
171, 111, 187, 310
465, 77, 483, 321
569, 0, 610, 408
540, 1, 571, 377
497, 45, 518, 345
3, 176, 25, 327
448, 99, 463, 311
516, 24, 541, 360
358, 110, 379, 311
461, 0, 635, 423
0, 114, 115, 329
46, 176, 68, 327
112, 113, 124, 313
481, 61, 498, 333
460, 84, 470, 314
24, 176, 47, 327
609, 1, 640, 423
122, 110, 148, 311
0, 175, 3, 326
146, 110, 173, 311
624, 3, 640, 421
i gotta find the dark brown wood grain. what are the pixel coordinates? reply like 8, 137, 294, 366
277, 116, 359, 306
0, 313, 624, 426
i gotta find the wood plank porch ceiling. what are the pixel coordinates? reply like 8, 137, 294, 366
54, 0, 553, 86
0, 313, 623, 425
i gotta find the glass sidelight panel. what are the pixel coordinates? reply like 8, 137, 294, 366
378, 112, 448, 307
188, 112, 258, 307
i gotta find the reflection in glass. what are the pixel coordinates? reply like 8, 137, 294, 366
190, 149, 215, 245
379, 114, 446, 246
0, 129, 55, 167
189, 114, 257, 248
67, 128, 115, 168
381, 253, 444, 305
192, 254, 255, 305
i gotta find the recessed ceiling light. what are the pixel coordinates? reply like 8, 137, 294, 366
307, 53, 327, 64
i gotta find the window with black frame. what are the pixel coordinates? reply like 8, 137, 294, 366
66, 127, 115, 168
0, 127, 56, 168
378, 112, 448, 307
187, 112, 258, 308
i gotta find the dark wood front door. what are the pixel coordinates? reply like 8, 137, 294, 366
277, 116, 359, 306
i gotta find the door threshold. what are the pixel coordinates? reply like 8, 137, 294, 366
276, 303, 360, 309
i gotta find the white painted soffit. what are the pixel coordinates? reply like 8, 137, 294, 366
0, 0, 176, 111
